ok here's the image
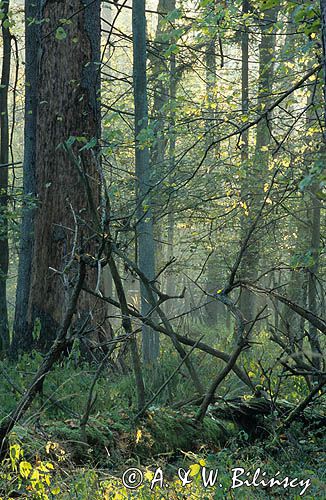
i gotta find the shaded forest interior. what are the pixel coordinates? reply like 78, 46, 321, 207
0, 0, 325, 498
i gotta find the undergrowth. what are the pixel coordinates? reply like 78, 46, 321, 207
0, 330, 325, 499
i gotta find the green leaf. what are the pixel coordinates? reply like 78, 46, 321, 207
165, 8, 182, 22
65, 136, 77, 147
55, 27, 67, 41
80, 137, 97, 151
299, 174, 313, 191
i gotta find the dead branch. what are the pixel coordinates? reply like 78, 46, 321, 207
281, 377, 325, 429
83, 286, 253, 389
135, 335, 205, 421
240, 282, 326, 334
0, 261, 86, 459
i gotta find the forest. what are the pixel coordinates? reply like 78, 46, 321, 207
0, 0, 325, 498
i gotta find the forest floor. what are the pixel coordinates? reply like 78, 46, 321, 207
0, 353, 325, 499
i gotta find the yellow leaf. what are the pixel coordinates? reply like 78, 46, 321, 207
199, 459, 206, 467
189, 464, 200, 476
136, 429, 142, 444
19, 461, 32, 479
51, 487, 61, 495
144, 470, 154, 481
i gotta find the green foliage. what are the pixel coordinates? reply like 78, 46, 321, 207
1, 427, 324, 499
55, 27, 67, 41
290, 250, 316, 270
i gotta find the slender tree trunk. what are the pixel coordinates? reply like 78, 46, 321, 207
149, 0, 176, 314
307, 187, 322, 370
11, 0, 38, 356
103, 266, 113, 317
241, 0, 249, 160
306, 81, 322, 371
165, 52, 176, 314
150, 0, 175, 183
204, 13, 221, 326
239, 0, 252, 326
133, 0, 159, 364
239, 6, 278, 325
320, 0, 326, 137
13, 0, 102, 352
108, 256, 145, 410
0, 0, 11, 354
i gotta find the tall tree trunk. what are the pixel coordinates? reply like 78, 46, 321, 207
204, 41, 217, 323
14, 0, 102, 352
239, 6, 278, 325
241, 0, 249, 163
133, 0, 159, 364
0, 0, 11, 354
307, 186, 322, 371
305, 81, 322, 371
204, 7, 221, 326
320, 0, 326, 136
238, 0, 252, 326
150, 0, 175, 184
165, 52, 177, 314
150, 0, 176, 312
11, 0, 38, 356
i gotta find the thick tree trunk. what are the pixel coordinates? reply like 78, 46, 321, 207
133, 0, 159, 364
14, 0, 102, 352
0, 0, 11, 354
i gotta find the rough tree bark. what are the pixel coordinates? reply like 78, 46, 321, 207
0, 0, 11, 354
133, 0, 159, 364
13, 0, 102, 353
